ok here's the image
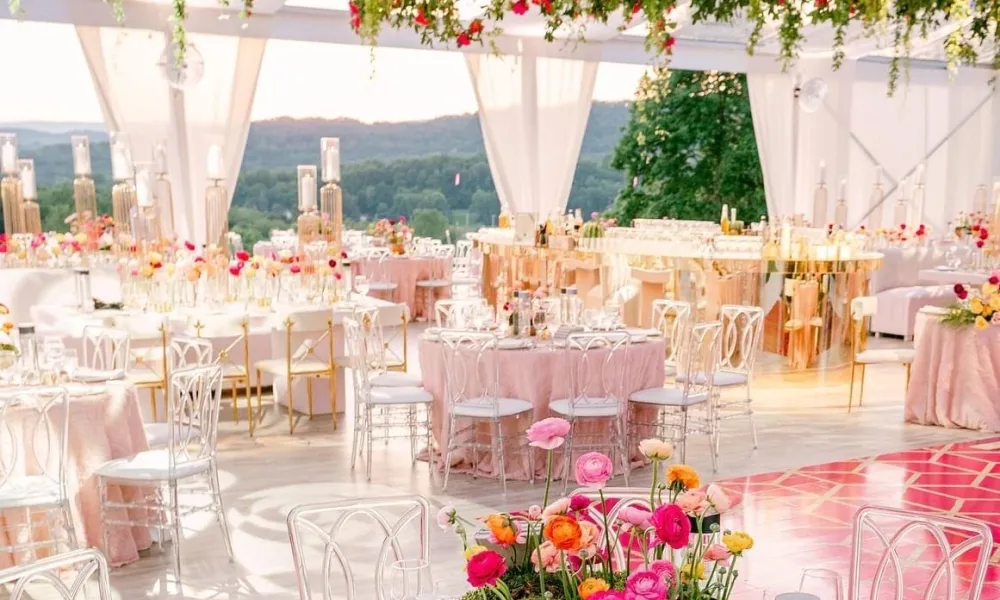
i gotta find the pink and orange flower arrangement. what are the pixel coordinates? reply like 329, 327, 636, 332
438, 418, 752, 600
946, 273, 1000, 331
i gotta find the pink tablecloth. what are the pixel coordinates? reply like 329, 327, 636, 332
0, 383, 152, 568
418, 338, 665, 480
905, 316, 1000, 431
352, 257, 451, 320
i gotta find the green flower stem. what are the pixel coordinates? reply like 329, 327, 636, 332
541, 448, 553, 509
648, 458, 659, 509
597, 489, 615, 580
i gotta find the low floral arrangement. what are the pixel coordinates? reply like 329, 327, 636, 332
945, 274, 1000, 330
438, 417, 751, 600
368, 216, 412, 246
953, 212, 988, 240
0, 304, 15, 355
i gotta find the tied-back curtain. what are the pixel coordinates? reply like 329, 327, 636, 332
747, 73, 794, 220
465, 50, 598, 218
75, 26, 266, 244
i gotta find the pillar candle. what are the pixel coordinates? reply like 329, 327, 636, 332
299, 173, 316, 211
206, 145, 224, 181
818, 160, 826, 185
135, 166, 153, 208
19, 161, 36, 199
839, 179, 846, 199
0, 140, 15, 174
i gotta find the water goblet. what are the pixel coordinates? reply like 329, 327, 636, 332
388, 559, 432, 600
355, 275, 371, 299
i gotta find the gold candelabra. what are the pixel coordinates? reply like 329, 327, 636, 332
205, 179, 229, 250
112, 180, 138, 239
73, 176, 98, 227
22, 200, 40, 234
1, 176, 23, 235
321, 182, 343, 247
18, 159, 39, 235
154, 173, 175, 238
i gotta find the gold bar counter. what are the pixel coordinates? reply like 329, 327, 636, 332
476, 237, 883, 374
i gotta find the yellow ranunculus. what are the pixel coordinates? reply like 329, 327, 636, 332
989, 294, 1000, 312
975, 316, 990, 330
74, 232, 87, 243
680, 561, 705, 582
970, 298, 985, 315
147, 251, 163, 264
164, 263, 176, 277
578, 578, 611, 599
722, 531, 754, 555
463, 545, 487, 560
983, 283, 999, 297
139, 264, 155, 278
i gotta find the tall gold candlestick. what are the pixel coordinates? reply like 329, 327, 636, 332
154, 174, 175, 239
18, 159, 39, 235
133, 206, 161, 243
321, 182, 343, 247
112, 181, 138, 239
205, 181, 229, 250
1, 176, 23, 235
298, 211, 321, 243
73, 176, 98, 227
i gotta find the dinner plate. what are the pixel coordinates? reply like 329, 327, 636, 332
934, 265, 956, 271
497, 338, 533, 350
74, 367, 127, 383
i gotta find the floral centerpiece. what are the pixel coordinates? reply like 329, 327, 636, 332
368, 217, 412, 254
945, 275, 1000, 330
954, 212, 988, 240
0, 304, 18, 369
439, 418, 751, 600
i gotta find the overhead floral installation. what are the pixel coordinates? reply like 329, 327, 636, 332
7, 0, 998, 93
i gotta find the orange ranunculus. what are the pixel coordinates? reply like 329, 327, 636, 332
578, 577, 611, 598
666, 464, 700, 490
485, 514, 518, 546
1, 322, 13, 333
543, 515, 582, 552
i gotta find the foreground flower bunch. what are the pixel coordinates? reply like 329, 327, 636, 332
438, 417, 753, 600
946, 273, 1000, 330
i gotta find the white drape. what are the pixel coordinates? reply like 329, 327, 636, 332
466, 48, 599, 218
76, 26, 265, 244
747, 73, 794, 219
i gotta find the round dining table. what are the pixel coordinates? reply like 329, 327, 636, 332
418, 334, 666, 480
351, 256, 451, 320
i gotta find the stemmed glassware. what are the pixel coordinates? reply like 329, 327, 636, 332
387, 559, 433, 600
354, 275, 370, 299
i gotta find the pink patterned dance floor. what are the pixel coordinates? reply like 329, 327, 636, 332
719, 437, 1000, 599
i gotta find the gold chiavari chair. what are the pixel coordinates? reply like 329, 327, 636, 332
255, 307, 336, 434
112, 314, 169, 422
187, 313, 253, 435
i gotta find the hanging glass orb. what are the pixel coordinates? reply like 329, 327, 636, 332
158, 42, 205, 90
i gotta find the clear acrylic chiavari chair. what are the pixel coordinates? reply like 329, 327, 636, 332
629, 322, 723, 470
344, 317, 432, 482
711, 304, 765, 458
95, 365, 233, 585
143, 336, 214, 448
79, 326, 129, 378
352, 305, 418, 387
651, 299, 692, 380
439, 331, 533, 494
287, 495, 432, 600
549, 332, 632, 492
0, 548, 113, 600
0, 387, 77, 562
112, 313, 170, 422
434, 298, 487, 329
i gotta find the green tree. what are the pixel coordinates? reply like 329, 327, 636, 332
410, 208, 449, 241
611, 69, 766, 226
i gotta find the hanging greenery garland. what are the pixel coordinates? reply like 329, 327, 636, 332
7, 0, 997, 93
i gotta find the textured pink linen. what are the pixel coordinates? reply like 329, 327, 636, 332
352, 257, 452, 320
905, 316, 1000, 431
419, 339, 665, 480
0, 383, 152, 568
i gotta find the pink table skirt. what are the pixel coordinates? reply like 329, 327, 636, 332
418, 338, 665, 480
905, 316, 1000, 431
0, 383, 152, 568
352, 257, 452, 320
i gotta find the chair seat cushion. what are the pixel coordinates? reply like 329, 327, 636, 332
451, 277, 480, 286
675, 372, 748, 387
143, 423, 201, 448
629, 387, 708, 406
856, 348, 916, 364
94, 449, 211, 482
454, 398, 533, 418
368, 282, 399, 291
0, 476, 62, 509
370, 386, 433, 405
75, 367, 126, 383
416, 279, 451, 288
127, 370, 165, 386
255, 359, 331, 376
371, 371, 423, 387
221, 364, 248, 378
548, 398, 622, 417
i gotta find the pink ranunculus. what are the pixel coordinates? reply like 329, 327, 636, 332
576, 521, 601, 558
543, 498, 571, 517
648, 559, 676, 584
530, 541, 560, 573
236, 250, 250, 262
436, 506, 456, 530
625, 569, 668, 600
575, 452, 613, 489
703, 543, 732, 563
184, 240, 196, 251
569, 494, 593, 512
466, 549, 507, 587
675, 490, 706, 516
591, 592, 626, 600
526, 417, 571, 450
617, 506, 652, 528
706, 483, 731, 513
649, 504, 691, 550
527, 505, 542, 520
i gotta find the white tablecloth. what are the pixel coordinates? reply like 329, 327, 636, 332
28, 298, 406, 419
917, 269, 989, 286
0, 267, 121, 322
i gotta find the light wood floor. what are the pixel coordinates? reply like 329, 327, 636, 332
89, 332, 993, 598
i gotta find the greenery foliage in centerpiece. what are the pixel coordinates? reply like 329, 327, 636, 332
439, 417, 752, 600
944, 276, 1000, 330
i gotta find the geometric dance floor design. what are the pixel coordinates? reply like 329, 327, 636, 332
719, 437, 1000, 599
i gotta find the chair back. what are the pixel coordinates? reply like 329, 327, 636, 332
564, 332, 631, 415
276, 308, 334, 374
851, 296, 878, 354
168, 335, 214, 371
849, 505, 994, 600
678, 322, 723, 399
343, 317, 372, 408
167, 365, 224, 470
287, 495, 431, 600
188, 313, 250, 376
353, 304, 409, 373
0, 548, 113, 599
434, 298, 486, 328
112, 313, 169, 383
0, 387, 70, 506
440, 331, 500, 417
454, 240, 473, 271
80, 326, 129, 372
719, 304, 764, 376
651, 299, 692, 372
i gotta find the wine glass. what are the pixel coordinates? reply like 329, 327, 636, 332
797, 568, 843, 600
388, 559, 432, 600
354, 275, 370, 299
